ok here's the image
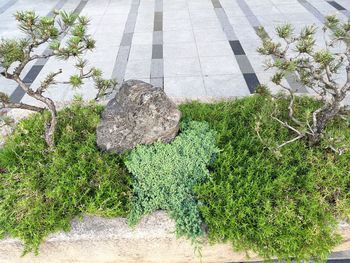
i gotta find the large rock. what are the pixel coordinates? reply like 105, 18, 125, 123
96, 80, 181, 153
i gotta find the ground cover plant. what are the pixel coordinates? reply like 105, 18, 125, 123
0, 93, 349, 261
125, 121, 219, 241
180, 93, 350, 262
0, 99, 131, 254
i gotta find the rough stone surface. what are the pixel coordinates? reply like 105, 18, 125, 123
96, 80, 181, 153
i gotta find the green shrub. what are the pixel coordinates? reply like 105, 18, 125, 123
0, 100, 131, 254
180, 94, 350, 262
125, 121, 219, 240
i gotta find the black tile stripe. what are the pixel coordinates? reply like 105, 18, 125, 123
150, 0, 164, 89
22, 65, 44, 84
211, 0, 260, 93
328, 1, 346, 11
229, 40, 245, 55
236, 0, 308, 93
325, 0, 350, 17
9, 0, 88, 103
243, 73, 260, 94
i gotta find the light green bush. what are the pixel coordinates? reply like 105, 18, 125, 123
125, 121, 219, 240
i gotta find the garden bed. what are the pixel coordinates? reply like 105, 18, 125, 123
1, 94, 350, 262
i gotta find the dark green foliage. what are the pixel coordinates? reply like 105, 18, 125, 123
180, 94, 350, 262
125, 121, 219, 240
0, 101, 131, 254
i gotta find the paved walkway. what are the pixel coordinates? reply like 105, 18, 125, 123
0, 0, 350, 104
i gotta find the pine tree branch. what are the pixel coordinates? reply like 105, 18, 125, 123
1, 101, 44, 112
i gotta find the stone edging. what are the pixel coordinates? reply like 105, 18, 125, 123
0, 211, 349, 263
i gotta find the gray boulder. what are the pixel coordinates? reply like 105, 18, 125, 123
96, 80, 181, 153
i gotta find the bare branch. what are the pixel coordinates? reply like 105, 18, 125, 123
1, 101, 44, 112
276, 134, 305, 149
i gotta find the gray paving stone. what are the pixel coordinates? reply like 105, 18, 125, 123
163, 42, 198, 58
163, 30, 195, 43
164, 57, 202, 77
196, 41, 232, 57
199, 56, 239, 75
129, 44, 153, 61
193, 27, 227, 43
204, 74, 250, 97
164, 76, 207, 98
132, 32, 154, 45
125, 59, 151, 79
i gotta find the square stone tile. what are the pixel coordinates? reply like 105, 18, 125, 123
164, 76, 206, 98
199, 56, 240, 75
132, 32, 154, 45
196, 41, 232, 57
204, 74, 250, 97
163, 30, 195, 43
125, 59, 151, 79
193, 27, 227, 43
163, 1, 188, 12
163, 42, 198, 58
163, 18, 192, 31
129, 44, 153, 61
191, 17, 222, 29
164, 57, 201, 77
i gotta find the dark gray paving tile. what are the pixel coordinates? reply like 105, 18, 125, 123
327, 1, 346, 11
9, 66, 44, 102
152, 44, 163, 59
22, 65, 44, 84
243, 73, 260, 93
229, 40, 245, 55
151, 0, 163, 88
